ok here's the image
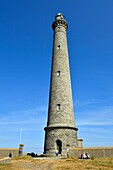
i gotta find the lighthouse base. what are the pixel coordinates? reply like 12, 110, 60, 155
44, 126, 78, 156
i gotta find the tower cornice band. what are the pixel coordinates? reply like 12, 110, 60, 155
44, 126, 78, 131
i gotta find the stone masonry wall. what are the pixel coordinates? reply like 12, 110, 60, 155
0, 157, 11, 164
0, 148, 19, 157
44, 127, 78, 154
68, 147, 113, 158
47, 26, 75, 127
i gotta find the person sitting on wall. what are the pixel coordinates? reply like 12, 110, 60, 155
81, 152, 90, 159
82, 152, 87, 159
85, 152, 90, 159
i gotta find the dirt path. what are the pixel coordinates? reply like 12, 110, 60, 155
10, 159, 54, 170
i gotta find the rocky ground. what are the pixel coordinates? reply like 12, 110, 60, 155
0, 157, 113, 170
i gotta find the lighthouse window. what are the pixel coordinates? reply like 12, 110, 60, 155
57, 104, 61, 111
57, 45, 60, 49
57, 71, 60, 77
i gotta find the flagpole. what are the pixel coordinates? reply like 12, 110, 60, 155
19, 128, 23, 144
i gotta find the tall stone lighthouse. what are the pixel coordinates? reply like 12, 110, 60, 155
44, 13, 78, 155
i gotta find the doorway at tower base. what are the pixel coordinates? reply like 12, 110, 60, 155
44, 126, 78, 156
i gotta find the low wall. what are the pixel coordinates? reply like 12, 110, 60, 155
0, 148, 19, 158
0, 157, 11, 164
68, 147, 113, 158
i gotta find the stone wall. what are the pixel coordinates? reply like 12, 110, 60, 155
68, 147, 113, 158
0, 148, 19, 157
0, 157, 11, 164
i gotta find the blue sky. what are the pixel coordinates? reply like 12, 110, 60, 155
0, 0, 113, 153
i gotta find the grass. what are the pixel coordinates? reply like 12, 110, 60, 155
91, 157, 113, 168
0, 156, 113, 170
12, 155, 33, 160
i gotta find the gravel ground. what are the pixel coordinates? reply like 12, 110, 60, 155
8, 159, 54, 170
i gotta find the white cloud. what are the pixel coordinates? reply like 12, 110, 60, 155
74, 98, 112, 107
76, 104, 113, 147
75, 105, 113, 126
0, 105, 48, 134
77, 121, 113, 126
75, 99, 99, 106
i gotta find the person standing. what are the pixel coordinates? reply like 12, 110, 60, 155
67, 148, 69, 157
56, 149, 59, 156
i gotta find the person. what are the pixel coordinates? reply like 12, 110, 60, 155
67, 148, 69, 157
86, 152, 90, 159
88, 153, 90, 159
82, 152, 87, 159
56, 149, 59, 156
80, 153, 83, 159
9, 153, 12, 157
81, 152, 90, 159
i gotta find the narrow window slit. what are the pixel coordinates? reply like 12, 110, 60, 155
57, 104, 61, 111
57, 71, 60, 77
57, 45, 60, 49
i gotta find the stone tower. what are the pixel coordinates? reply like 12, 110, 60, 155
44, 13, 78, 155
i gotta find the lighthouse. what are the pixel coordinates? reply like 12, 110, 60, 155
44, 13, 78, 156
